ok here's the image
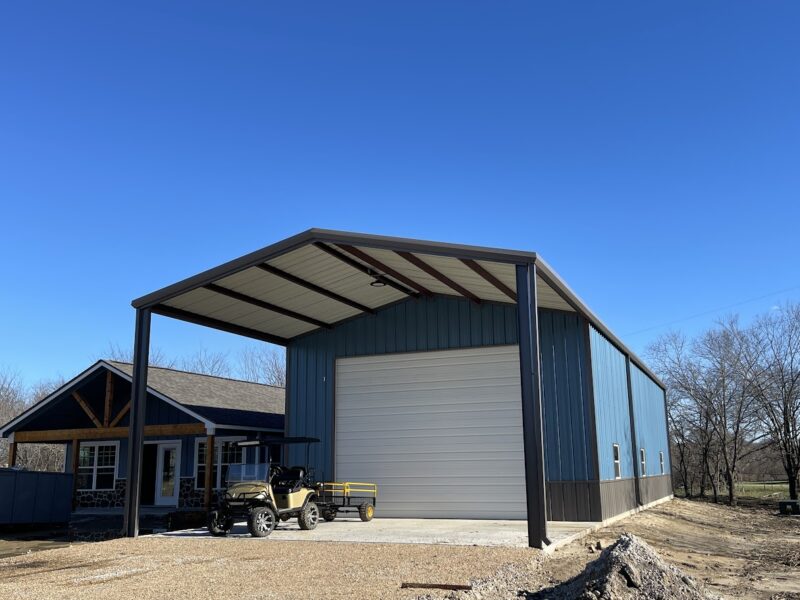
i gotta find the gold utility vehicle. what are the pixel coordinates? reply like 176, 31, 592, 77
206, 437, 377, 538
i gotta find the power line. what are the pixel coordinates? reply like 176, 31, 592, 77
622, 285, 800, 337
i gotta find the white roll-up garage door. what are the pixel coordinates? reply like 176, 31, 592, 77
335, 345, 526, 519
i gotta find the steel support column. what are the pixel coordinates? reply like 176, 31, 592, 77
515, 263, 549, 549
123, 308, 151, 538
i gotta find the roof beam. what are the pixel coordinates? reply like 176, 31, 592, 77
151, 304, 290, 346
335, 244, 432, 297
109, 400, 131, 428
72, 391, 102, 428
103, 371, 114, 427
396, 251, 481, 304
14, 423, 207, 443
257, 263, 375, 315
204, 283, 332, 330
460, 259, 517, 302
313, 242, 419, 297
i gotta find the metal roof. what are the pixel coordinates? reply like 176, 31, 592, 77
132, 228, 664, 389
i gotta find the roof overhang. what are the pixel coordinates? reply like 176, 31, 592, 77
132, 228, 665, 389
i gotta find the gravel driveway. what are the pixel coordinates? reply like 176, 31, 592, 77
0, 537, 539, 600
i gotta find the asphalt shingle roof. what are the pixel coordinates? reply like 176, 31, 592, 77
106, 361, 284, 430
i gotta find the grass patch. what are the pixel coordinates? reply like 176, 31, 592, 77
734, 481, 789, 500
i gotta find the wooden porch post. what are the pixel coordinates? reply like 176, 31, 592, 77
204, 434, 215, 510
71, 438, 80, 509
8, 441, 17, 467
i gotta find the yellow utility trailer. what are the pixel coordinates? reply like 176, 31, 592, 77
317, 481, 377, 522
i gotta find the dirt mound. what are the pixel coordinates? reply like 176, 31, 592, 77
530, 534, 712, 600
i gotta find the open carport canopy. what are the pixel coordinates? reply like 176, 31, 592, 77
131, 228, 660, 386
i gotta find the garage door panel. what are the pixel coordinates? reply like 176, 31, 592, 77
335, 345, 526, 519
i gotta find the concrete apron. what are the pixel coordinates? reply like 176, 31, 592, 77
154, 497, 673, 551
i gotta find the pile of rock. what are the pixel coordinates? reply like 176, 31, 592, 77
530, 534, 711, 600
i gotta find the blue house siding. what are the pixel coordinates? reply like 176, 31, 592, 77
630, 364, 670, 476
287, 295, 595, 488
589, 326, 634, 481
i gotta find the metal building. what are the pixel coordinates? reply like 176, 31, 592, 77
125, 229, 672, 549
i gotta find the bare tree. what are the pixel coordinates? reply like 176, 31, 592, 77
181, 348, 232, 377
739, 304, 800, 500
104, 342, 178, 368
237, 345, 286, 387
0, 371, 66, 471
648, 322, 764, 506
0, 368, 26, 466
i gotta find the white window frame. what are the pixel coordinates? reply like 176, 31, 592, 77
76, 441, 119, 491
612, 443, 621, 479
194, 436, 246, 490
659, 451, 664, 475
640, 448, 647, 477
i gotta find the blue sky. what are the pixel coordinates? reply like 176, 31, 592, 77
1, 2, 798, 385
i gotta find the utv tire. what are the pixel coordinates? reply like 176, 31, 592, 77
247, 506, 277, 538
322, 509, 336, 522
207, 510, 233, 536
359, 502, 375, 522
298, 501, 320, 530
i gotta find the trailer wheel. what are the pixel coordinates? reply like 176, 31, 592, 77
359, 502, 374, 522
322, 509, 336, 522
298, 501, 320, 530
247, 506, 277, 538
207, 510, 233, 536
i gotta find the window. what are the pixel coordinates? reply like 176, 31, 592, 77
77, 442, 118, 491
195, 437, 245, 489
659, 451, 665, 475
612, 444, 621, 479
640, 448, 647, 477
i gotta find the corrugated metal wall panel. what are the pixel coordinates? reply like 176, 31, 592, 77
287, 295, 595, 487
630, 364, 670, 476
539, 311, 593, 481
589, 326, 634, 481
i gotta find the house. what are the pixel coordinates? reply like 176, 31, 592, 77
0, 360, 284, 510
123, 228, 669, 549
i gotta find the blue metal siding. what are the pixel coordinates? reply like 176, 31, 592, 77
287, 295, 594, 484
539, 310, 594, 481
589, 326, 634, 481
629, 364, 670, 476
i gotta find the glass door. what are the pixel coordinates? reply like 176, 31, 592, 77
155, 443, 181, 506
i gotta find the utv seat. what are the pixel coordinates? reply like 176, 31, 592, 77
272, 467, 306, 494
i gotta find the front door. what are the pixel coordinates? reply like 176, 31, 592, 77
155, 442, 181, 506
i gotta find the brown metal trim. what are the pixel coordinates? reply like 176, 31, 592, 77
397, 251, 480, 304
312, 242, 419, 297
337, 244, 433, 297
257, 263, 375, 315
72, 391, 102, 428
460, 258, 516, 302
151, 304, 290, 346
204, 283, 332, 330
